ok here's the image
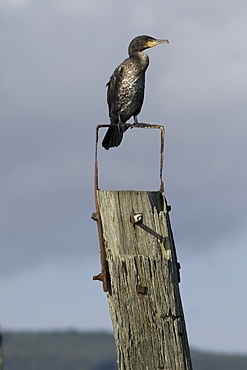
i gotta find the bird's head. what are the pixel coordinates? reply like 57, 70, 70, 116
128, 35, 169, 56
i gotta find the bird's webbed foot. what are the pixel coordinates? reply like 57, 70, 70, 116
129, 115, 138, 129
134, 116, 139, 125
133, 116, 144, 127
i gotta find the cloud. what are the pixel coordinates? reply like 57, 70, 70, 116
2, 0, 247, 273
1, 0, 32, 9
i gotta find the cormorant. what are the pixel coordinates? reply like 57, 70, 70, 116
102, 35, 169, 150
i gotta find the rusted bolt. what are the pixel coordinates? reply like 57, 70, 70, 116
136, 284, 147, 295
93, 273, 104, 282
91, 212, 98, 221
167, 205, 171, 212
130, 213, 143, 225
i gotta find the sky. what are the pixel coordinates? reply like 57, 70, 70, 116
1, 0, 247, 354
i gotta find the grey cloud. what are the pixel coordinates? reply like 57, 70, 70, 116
1, 0, 247, 279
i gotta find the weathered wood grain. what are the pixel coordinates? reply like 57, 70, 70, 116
97, 190, 192, 370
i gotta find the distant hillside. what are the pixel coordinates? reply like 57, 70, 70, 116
2, 331, 247, 370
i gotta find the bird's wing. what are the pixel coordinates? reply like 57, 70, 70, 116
106, 64, 125, 105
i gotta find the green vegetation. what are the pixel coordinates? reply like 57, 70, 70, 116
2, 331, 247, 370
3, 331, 117, 370
191, 348, 247, 370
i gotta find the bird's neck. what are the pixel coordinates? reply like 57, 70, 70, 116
130, 51, 149, 70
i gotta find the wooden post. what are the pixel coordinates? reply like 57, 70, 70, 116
93, 125, 193, 370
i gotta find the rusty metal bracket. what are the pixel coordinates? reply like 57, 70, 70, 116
136, 284, 148, 295
94, 123, 165, 192
93, 125, 112, 292
93, 123, 165, 292
92, 194, 110, 292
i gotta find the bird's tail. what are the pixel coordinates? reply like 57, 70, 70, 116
102, 126, 124, 150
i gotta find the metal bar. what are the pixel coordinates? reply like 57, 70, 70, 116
94, 123, 165, 192
93, 125, 109, 292
93, 123, 165, 292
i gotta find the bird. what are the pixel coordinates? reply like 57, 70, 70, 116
102, 35, 169, 150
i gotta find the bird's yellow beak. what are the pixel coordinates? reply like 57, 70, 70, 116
146, 39, 169, 47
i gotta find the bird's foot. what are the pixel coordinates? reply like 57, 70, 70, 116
120, 122, 127, 132
133, 116, 144, 127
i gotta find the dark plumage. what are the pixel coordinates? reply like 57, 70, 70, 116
102, 35, 169, 150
